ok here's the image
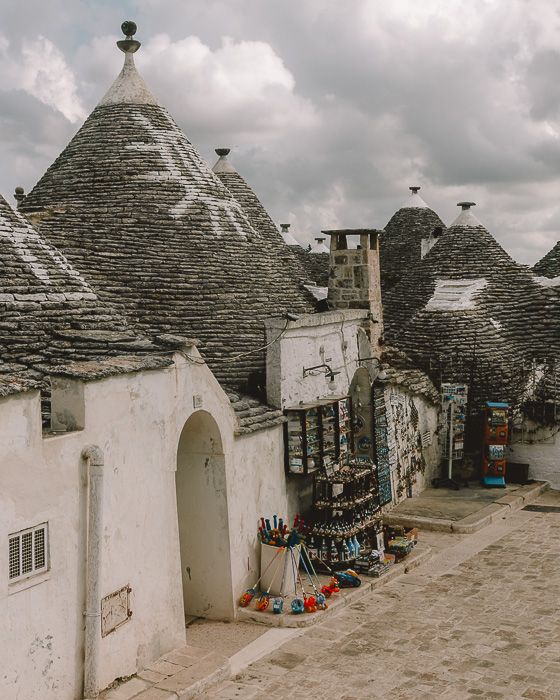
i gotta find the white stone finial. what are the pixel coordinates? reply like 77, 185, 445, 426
401, 185, 429, 209
97, 22, 158, 107
212, 148, 236, 174
451, 201, 483, 227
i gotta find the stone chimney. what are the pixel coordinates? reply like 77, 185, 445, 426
323, 228, 384, 348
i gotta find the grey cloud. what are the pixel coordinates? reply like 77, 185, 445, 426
0, 0, 559, 264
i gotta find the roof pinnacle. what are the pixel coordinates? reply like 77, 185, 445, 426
212, 148, 236, 174
117, 21, 141, 54
97, 21, 157, 107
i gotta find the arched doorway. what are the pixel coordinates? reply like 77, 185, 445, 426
176, 411, 234, 620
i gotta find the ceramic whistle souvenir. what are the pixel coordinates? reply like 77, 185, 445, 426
316, 593, 328, 610
329, 576, 340, 593
304, 595, 317, 613
256, 594, 270, 611
291, 598, 305, 614
239, 588, 255, 607
272, 597, 284, 614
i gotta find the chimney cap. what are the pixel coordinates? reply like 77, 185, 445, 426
314, 237, 326, 243
215, 148, 231, 157
280, 223, 291, 231
457, 201, 476, 210
409, 186, 421, 194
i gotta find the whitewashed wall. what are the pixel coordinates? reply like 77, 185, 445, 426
509, 427, 560, 489
265, 309, 372, 409
0, 351, 292, 700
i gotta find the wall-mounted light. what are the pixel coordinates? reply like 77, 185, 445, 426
303, 363, 340, 386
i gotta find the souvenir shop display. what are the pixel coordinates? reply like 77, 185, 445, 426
306, 455, 382, 570
259, 515, 303, 596
482, 401, 509, 487
372, 385, 393, 505
384, 524, 419, 561
284, 397, 353, 475
434, 383, 468, 489
240, 514, 336, 615
354, 549, 391, 577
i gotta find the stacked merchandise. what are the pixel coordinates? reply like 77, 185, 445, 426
354, 549, 391, 578
441, 383, 468, 461
384, 525, 418, 561
284, 397, 354, 475
373, 386, 393, 506
307, 456, 383, 570
482, 402, 509, 487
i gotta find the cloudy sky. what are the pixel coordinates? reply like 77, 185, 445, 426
0, 0, 559, 264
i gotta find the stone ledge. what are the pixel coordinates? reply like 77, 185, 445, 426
237, 541, 431, 629
100, 646, 230, 700
385, 481, 550, 535
383, 513, 454, 532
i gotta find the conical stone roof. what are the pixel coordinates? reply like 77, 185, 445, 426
533, 241, 560, 279
211, 149, 315, 287
381, 187, 445, 294
0, 193, 162, 396
21, 29, 315, 391
383, 204, 548, 407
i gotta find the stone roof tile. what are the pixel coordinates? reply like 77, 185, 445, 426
22, 39, 315, 394
383, 205, 553, 407
533, 241, 560, 279
381, 188, 445, 293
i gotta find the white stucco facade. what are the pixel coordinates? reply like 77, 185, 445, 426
265, 310, 373, 409
0, 349, 292, 700
509, 427, 560, 489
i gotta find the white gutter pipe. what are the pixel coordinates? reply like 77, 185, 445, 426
81, 445, 105, 700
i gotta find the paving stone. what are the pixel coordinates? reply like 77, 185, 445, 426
134, 689, 178, 700
137, 669, 168, 684
146, 660, 184, 677
201, 497, 560, 699
101, 677, 152, 699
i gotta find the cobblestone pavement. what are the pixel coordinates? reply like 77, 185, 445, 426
201, 491, 560, 700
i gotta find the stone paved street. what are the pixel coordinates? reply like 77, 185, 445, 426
201, 491, 560, 699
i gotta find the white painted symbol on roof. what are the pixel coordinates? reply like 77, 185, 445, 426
425, 278, 487, 311
0, 208, 93, 291
128, 112, 257, 239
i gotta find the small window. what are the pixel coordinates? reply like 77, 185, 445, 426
9, 523, 49, 582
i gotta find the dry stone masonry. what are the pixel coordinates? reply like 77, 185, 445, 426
21, 40, 315, 395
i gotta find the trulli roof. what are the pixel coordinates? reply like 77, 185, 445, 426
0, 193, 167, 396
211, 149, 316, 289
21, 32, 315, 393
533, 241, 560, 279
383, 205, 548, 407
381, 188, 445, 293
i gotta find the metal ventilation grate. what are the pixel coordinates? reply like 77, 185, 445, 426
8, 523, 49, 582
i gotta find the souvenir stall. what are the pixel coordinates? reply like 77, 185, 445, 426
237, 388, 423, 619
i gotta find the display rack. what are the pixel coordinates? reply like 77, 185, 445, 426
482, 401, 508, 487
306, 456, 382, 569
284, 396, 353, 475
435, 383, 468, 489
